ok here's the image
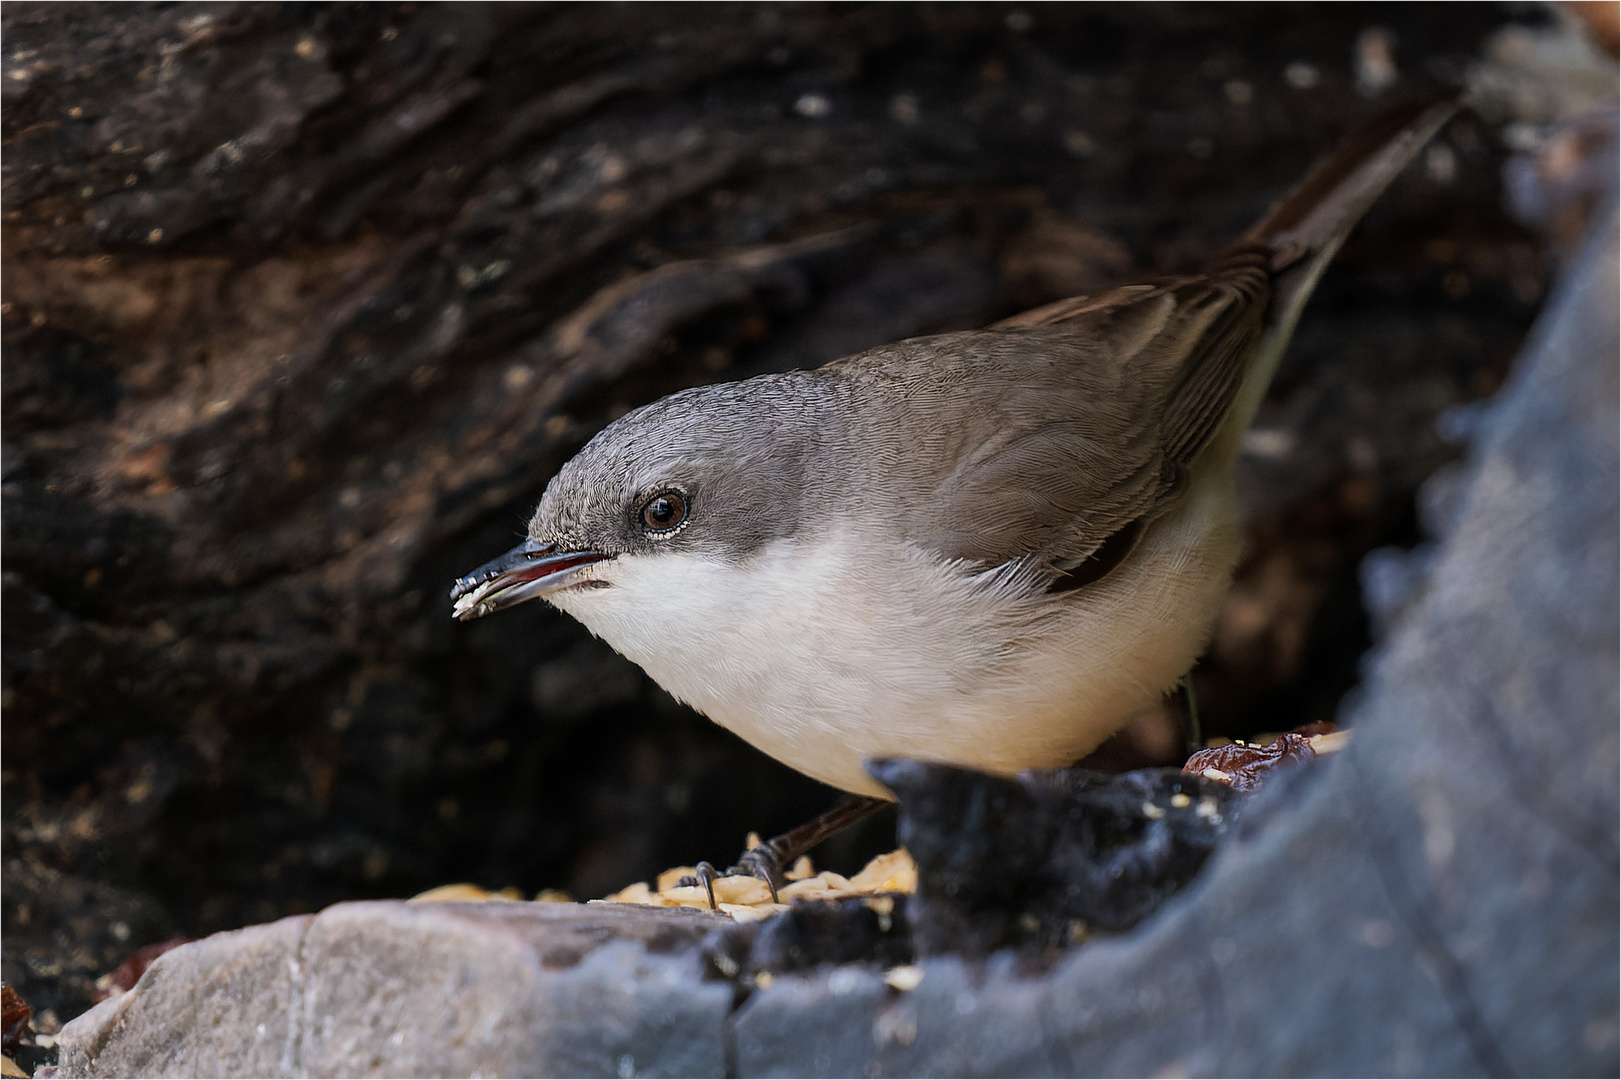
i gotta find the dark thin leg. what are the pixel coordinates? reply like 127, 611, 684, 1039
1181, 672, 1203, 758
681, 794, 890, 908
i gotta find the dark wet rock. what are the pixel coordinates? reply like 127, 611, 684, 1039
711, 895, 914, 980
703, 763, 1246, 980
875, 762, 1241, 954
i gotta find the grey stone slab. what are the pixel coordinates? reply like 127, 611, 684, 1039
732, 965, 890, 1077
297, 900, 733, 1078
53, 914, 312, 1079
56, 901, 731, 1079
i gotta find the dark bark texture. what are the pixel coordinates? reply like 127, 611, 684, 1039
2, 2, 1548, 1024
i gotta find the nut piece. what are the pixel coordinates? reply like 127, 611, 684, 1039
596, 848, 920, 921
883, 964, 925, 991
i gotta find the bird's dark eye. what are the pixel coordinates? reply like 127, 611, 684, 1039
640, 491, 688, 532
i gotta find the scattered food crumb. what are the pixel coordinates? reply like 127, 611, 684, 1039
718, 903, 787, 924
1309, 730, 1351, 755
884, 964, 925, 991
408, 883, 523, 903
598, 848, 918, 920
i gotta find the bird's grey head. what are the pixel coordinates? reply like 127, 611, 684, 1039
449, 373, 833, 619
535, 376, 835, 555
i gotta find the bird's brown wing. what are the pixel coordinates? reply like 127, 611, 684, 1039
876, 257, 1268, 576
850, 93, 1457, 580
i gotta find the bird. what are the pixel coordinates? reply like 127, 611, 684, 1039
450, 94, 1458, 881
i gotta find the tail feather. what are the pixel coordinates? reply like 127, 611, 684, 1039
1221, 89, 1461, 433
1238, 89, 1462, 270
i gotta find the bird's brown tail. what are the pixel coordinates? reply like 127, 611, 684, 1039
1215, 89, 1462, 434
1236, 89, 1462, 272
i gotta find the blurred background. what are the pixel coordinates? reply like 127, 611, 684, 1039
2, 2, 1610, 1027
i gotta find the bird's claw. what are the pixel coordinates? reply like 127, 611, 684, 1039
677, 847, 784, 910
733, 845, 785, 902
676, 861, 722, 909
674, 795, 888, 910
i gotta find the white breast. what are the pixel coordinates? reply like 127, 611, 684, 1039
547, 472, 1239, 797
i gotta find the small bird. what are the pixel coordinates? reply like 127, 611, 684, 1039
452, 96, 1456, 824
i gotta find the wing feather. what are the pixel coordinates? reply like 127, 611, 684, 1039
842, 257, 1269, 573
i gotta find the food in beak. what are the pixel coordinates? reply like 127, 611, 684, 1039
449, 539, 610, 620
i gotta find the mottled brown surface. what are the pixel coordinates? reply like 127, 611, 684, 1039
0, 985, 32, 1057
3, 2, 1549, 1023
1183, 731, 1317, 791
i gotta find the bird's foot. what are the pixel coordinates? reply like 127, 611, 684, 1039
677, 794, 889, 910
679, 844, 786, 908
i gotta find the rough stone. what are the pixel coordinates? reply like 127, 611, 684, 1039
873, 762, 1241, 954
56, 902, 732, 1079
52, 915, 311, 1079
732, 965, 891, 1079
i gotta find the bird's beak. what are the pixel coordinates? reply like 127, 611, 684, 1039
449, 538, 611, 621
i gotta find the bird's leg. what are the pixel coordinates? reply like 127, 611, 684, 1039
735, 794, 890, 896
1181, 672, 1203, 757
680, 794, 890, 908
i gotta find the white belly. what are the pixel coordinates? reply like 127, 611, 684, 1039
548, 473, 1240, 798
